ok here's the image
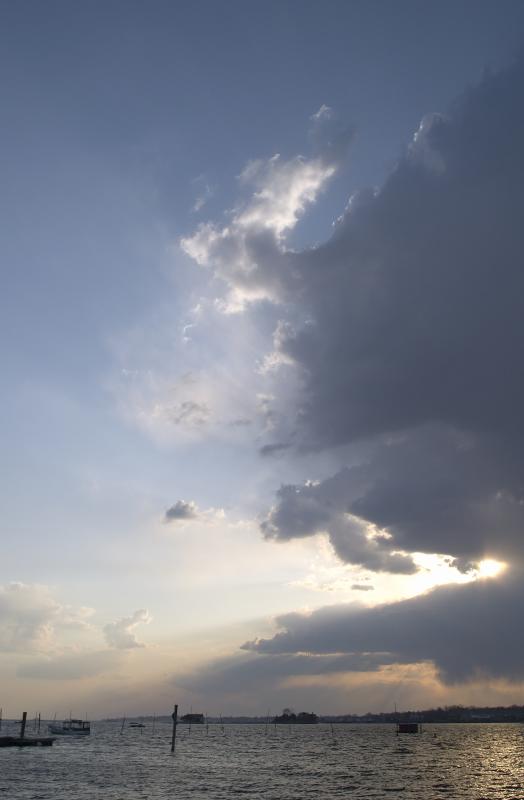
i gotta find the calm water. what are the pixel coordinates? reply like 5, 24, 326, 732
1, 721, 524, 799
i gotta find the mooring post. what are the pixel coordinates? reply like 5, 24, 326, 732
170, 704, 178, 753
38, 712, 41, 733
20, 711, 27, 739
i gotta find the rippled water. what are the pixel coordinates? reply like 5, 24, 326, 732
1, 721, 524, 799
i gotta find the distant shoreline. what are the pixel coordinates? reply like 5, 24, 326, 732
101, 705, 524, 725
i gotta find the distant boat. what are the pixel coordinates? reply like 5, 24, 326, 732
129, 723, 146, 728
397, 722, 420, 734
48, 719, 91, 736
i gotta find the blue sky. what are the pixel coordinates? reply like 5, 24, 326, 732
2, 1, 524, 717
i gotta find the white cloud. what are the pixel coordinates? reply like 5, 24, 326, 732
236, 154, 336, 237
191, 176, 214, 213
181, 135, 348, 308
311, 104, 333, 122
103, 609, 152, 649
0, 583, 95, 654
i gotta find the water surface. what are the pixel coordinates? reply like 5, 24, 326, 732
1, 721, 523, 799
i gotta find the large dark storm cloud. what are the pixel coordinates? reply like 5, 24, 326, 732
263, 426, 524, 567
260, 60, 524, 570
288, 66, 524, 448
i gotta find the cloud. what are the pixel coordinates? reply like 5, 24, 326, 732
181, 115, 352, 309
240, 58, 524, 574
274, 63, 524, 449
164, 500, 199, 523
261, 423, 524, 569
259, 442, 291, 457
163, 500, 225, 527
0, 583, 94, 653
177, 650, 399, 696
191, 175, 214, 213
163, 399, 210, 428
0, 583, 59, 652
244, 567, 524, 684
103, 609, 152, 649
113, 335, 286, 447
311, 104, 333, 122
261, 475, 417, 574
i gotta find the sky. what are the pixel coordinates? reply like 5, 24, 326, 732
2, 0, 524, 719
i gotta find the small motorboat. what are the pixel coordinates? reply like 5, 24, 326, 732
48, 718, 91, 736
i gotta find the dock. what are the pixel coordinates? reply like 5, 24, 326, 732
0, 736, 55, 747
0, 710, 56, 747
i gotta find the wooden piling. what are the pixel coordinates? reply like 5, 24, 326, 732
20, 712, 27, 739
170, 704, 178, 754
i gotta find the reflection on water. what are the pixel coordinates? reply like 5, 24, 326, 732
1, 722, 524, 799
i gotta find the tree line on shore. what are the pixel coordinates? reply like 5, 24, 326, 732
104, 704, 524, 724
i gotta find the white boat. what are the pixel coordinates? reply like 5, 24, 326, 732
47, 718, 91, 736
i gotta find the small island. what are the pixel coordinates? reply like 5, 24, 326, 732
273, 708, 318, 724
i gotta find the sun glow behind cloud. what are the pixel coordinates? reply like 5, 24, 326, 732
477, 558, 506, 579
287, 539, 508, 609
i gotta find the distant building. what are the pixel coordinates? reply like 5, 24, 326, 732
180, 713, 205, 724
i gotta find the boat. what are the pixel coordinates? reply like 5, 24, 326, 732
47, 718, 91, 736
396, 722, 420, 734
129, 722, 146, 728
